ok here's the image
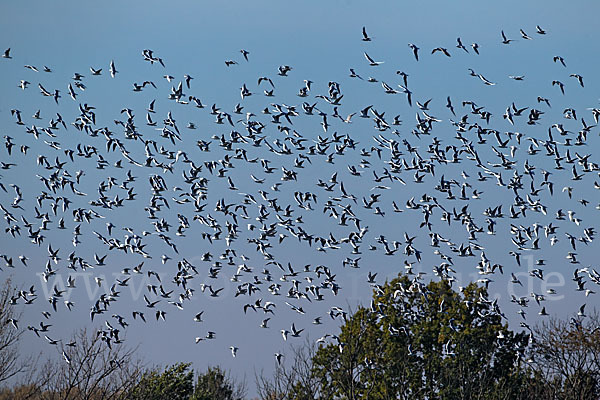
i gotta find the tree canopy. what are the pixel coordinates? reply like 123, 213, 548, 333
270, 275, 532, 400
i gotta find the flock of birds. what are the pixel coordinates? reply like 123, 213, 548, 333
1, 24, 600, 368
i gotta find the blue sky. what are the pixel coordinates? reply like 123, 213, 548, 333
1, 0, 600, 396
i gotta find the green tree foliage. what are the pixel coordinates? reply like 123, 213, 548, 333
306, 275, 531, 400
126, 363, 246, 400
128, 362, 194, 400
192, 366, 245, 400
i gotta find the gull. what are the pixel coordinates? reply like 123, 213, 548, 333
45, 335, 59, 345
364, 52, 383, 66
478, 74, 496, 86
143, 295, 159, 308
456, 37, 468, 53
275, 353, 283, 365
431, 47, 451, 57
38, 83, 52, 96
230, 346, 238, 357
193, 311, 204, 322
24, 65, 38, 72
68, 83, 77, 100
519, 29, 533, 40
18, 79, 30, 89
396, 70, 408, 87
132, 81, 156, 91
184, 74, 193, 88
446, 96, 455, 115
501, 30, 515, 44
62, 351, 71, 364
537, 96, 551, 107
132, 311, 146, 322
381, 81, 398, 94
146, 113, 157, 126
260, 318, 270, 328
342, 112, 356, 124
285, 301, 305, 314
553, 56, 566, 67
552, 80, 565, 95
7, 318, 18, 329
358, 105, 373, 118
471, 42, 480, 54
398, 84, 412, 106
2, 48, 11, 58
94, 253, 107, 266
240, 49, 250, 61
90, 67, 102, 75
258, 76, 275, 87
367, 271, 377, 284
109, 60, 117, 77
569, 74, 584, 87
278, 65, 292, 76
290, 323, 304, 337
509, 75, 525, 81
503, 108, 514, 125
510, 273, 523, 286
225, 60, 238, 66
536, 25, 547, 34
189, 96, 204, 108
407, 43, 420, 61
361, 26, 372, 41
240, 83, 252, 99
146, 100, 156, 113
349, 68, 363, 79
416, 99, 432, 110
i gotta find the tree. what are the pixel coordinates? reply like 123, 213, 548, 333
127, 362, 194, 400
35, 327, 142, 400
192, 366, 246, 400
527, 311, 600, 400
0, 278, 32, 385
0, 326, 142, 400
296, 274, 530, 400
256, 340, 330, 400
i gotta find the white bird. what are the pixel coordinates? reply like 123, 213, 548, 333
275, 353, 283, 365
110, 60, 118, 78
361, 26, 372, 41
364, 52, 383, 66
478, 74, 496, 86
193, 312, 203, 322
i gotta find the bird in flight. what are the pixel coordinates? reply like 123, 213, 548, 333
361, 26, 372, 41
364, 52, 383, 66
